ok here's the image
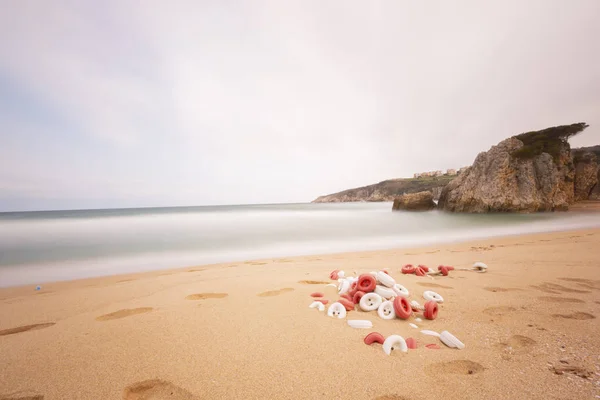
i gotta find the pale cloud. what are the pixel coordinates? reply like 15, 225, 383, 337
1, 0, 599, 211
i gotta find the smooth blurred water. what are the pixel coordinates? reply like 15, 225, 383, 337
1, 202, 599, 287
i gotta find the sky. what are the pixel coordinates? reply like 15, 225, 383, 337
1, 1, 599, 211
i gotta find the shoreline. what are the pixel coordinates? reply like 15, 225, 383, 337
1, 228, 599, 399
2, 206, 600, 289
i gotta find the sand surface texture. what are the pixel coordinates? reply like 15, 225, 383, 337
1, 229, 599, 399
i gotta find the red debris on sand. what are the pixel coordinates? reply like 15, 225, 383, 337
425, 344, 441, 350
406, 337, 418, 349
418, 265, 429, 272
338, 298, 355, 311
402, 264, 416, 274
330, 270, 340, 280
353, 291, 366, 304
439, 266, 449, 276
364, 332, 385, 345
340, 294, 353, 302
415, 267, 426, 277
393, 296, 412, 319
423, 300, 438, 320
357, 274, 377, 292
310, 292, 324, 298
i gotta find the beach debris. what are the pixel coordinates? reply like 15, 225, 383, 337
401, 264, 416, 274
406, 337, 418, 349
423, 290, 444, 303
347, 320, 373, 329
314, 262, 472, 354
376, 271, 396, 288
439, 330, 465, 349
410, 300, 425, 311
392, 283, 410, 298
423, 301, 439, 320
35, 286, 41, 291
383, 335, 408, 355
360, 293, 383, 311
364, 332, 385, 345
338, 297, 355, 311
374, 285, 395, 300
327, 302, 347, 318
377, 300, 396, 320
393, 296, 412, 319
357, 274, 377, 292
472, 262, 488, 272
352, 291, 366, 304
338, 279, 351, 295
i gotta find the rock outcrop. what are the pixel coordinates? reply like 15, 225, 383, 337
438, 123, 591, 212
392, 191, 435, 211
312, 176, 454, 203
573, 152, 599, 201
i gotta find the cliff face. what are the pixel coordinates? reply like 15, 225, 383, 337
573, 152, 599, 201
312, 176, 453, 203
438, 136, 579, 213
392, 191, 435, 211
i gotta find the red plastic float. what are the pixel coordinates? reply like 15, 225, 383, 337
330, 270, 340, 280
353, 291, 366, 305
423, 300, 438, 320
357, 274, 377, 292
340, 294, 353, 302
310, 292, 324, 298
425, 343, 440, 350
418, 265, 429, 272
415, 267, 426, 277
405, 337, 418, 349
401, 264, 416, 274
393, 296, 412, 319
338, 298, 355, 311
439, 266, 449, 276
364, 332, 385, 345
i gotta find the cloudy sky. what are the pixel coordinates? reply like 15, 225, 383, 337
1, 1, 599, 211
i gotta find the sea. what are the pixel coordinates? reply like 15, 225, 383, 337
1, 202, 600, 287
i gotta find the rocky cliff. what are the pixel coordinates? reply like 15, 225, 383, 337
312, 176, 453, 203
438, 123, 589, 213
392, 191, 435, 211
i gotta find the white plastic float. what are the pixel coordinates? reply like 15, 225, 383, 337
382, 335, 408, 355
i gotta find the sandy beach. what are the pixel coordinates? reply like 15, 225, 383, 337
1, 228, 599, 400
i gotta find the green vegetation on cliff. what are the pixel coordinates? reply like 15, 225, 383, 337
312, 175, 455, 203
511, 122, 589, 161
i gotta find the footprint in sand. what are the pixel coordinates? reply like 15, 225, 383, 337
425, 360, 485, 376
0, 393, 44, 400
482, 306, 517, 316
257, 288, 294, 297
298, 280, 329, 285
185, 293, 228, 300
96, 308, 153, 321
538, 296, 584, 303
552, 312, 595, 320
416, 282, 453, 289
495, 335, 536, 356
483, 287, 522, 293
558, 277, 600, 290
123, 379, 198, 400
530, 282, 591, 294
0, 323, 55, 337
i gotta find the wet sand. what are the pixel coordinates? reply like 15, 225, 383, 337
1, 228, 599, 399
